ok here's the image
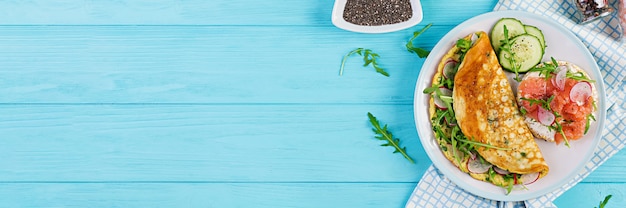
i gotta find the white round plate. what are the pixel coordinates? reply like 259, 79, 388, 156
331, 0, 423, 33
413, 10, 606, 201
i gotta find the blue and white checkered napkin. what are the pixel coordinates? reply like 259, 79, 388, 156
406, 0, 626, 207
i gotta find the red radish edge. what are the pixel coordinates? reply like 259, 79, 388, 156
493, 166, 511, 175
439, 87, 452, 96
570, 82, 592, 106
443, 59, 457, 79
433, 87, 452, 110
467, 157, 492, 174
520, 172, 540, 185
537, 106, 555, 125
555, 66, 567, 91
444, 116, 457, 126
433, 97, 447, 110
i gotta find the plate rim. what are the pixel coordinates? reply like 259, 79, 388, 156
413, 10, 606, 201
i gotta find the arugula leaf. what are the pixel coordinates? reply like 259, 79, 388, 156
499, 25, 523, 81
520, 96, 571, 147
406, 23, 433, 58
595, 194, 612, 208
529, 57, 597, 84
456, 38, 472, 52
505, 177, 514, 194
567, 71, 596, 83
456, 138, 511, 151
585, 113, 596, 134
339, 48, 389, 77
520, 96, 553, 111
423, 86, 440, 94
367, 112, 415, 163
519, 107, 528, 116
529, 57, 559, 80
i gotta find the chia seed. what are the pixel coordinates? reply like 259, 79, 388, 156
343, 0, 413, 26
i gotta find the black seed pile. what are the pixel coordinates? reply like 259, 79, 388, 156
343, 0, 413, 26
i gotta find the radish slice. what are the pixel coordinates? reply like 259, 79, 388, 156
444, 116, 457, 126
493, 166, 510, 175
570, 82, 592, 106
469, 151, 477, 160
433, 87, 453, 110
554, 66, 567, 91
439, 87, 452, 96
520, 172, 540, 185
443, 59, 457, 79
467, 157, 492, 174
537, 106, 555, 126
433, 97, 447, 110
470, 33, 479, 46
446, 144, 465, 165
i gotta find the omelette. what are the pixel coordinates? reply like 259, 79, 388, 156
426, 31, 549, 192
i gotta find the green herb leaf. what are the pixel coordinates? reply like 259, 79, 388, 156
499, 25, 523, 81
529, 57, 596, 83
457, 138, 511, 151
520, 96, 571, 147
367, 112, 415, 163
596, 194, 612, 208
505, 177, 514, 195
529, 57, 559, 80
519, 107, 527, 116
406, 23, 432, 58
585, 114, 596, 134
456, 39, 471, 52
423, 86, 440, 94
567, 71, 596, 83
339, 48, 389, 76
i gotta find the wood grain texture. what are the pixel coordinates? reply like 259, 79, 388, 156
0, 105, 623, 183
0, 0, 494, 26
0, 25, 451, 103
0, 183, 621, 207
0, 183, 417, 208
0, 0, 624, 207
0, 105, 427, 182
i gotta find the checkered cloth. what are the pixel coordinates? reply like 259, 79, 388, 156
406, 0, 626, 207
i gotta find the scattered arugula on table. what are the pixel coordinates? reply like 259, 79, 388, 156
595, 194, 612, 208
367, 112, 415, 163
339, 48, 388, 77
406, 23, 433, 58
339, 23, 432, 77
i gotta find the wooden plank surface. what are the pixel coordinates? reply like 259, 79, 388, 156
0, 183, 621, 207
0, 25, 445, 103
0, 105, 624, 183
0, 105, 428, 182
0, 0, 495, 25
0, 0, 623, 207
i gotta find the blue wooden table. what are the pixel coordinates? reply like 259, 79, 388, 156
0, 0, 624, 207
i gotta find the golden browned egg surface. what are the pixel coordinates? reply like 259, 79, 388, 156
452, 31, 549, 176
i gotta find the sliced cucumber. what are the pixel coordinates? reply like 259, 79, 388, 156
498, 34, 543, 73
490, 18, 526, 52
524, 25, 546, 51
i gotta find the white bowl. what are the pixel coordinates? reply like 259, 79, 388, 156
331, 0, 423, 33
